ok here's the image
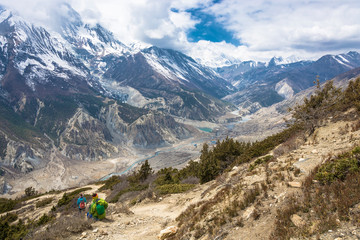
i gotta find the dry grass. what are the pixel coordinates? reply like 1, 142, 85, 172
271, 147, 360, 239
273, 135, 302, 158
352, 119, 360, 132
27, 215, 92, 240
174, 183, 262, 239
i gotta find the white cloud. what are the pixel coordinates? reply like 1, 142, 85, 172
1, 0, 360, 65
204, 0, 360, 61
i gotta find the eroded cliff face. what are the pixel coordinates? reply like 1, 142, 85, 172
128, 111, 192, 148
0, 99, 194, 176
0, 131, 49, 173
49, 102, 193, 161
59, 108, 119, 161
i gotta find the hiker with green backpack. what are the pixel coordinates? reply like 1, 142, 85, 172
87, 193, 108, 220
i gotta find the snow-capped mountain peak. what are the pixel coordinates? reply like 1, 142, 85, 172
267, 55, 302, 67
128, 41, 152, 54
0, 8, 87, 85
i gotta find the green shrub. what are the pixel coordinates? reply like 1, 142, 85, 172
57, 193, 70, 207
57, 187, 91, 207
0, 198, 19, 214
35, 198, 53, 208
37, 214, 53, 226
249, 155, 273, 171
109, 184, 148, 203
25, 187, 37, 197
155, 167, 179, 186
99, 176, 122, 191
127, 160, 153, 185
316, 146, 360, 184
0, 214, 27, 240
0, 213, 18, 224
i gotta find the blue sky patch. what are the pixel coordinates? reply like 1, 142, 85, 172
185, 7, 240, 46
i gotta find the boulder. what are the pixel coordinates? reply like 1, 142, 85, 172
158, 226, 178, 240
290, 214, 306, 227
242, 206, 255, 220
288, 181, 302, 188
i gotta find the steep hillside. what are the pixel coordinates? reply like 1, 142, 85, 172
1, 76, 360, 240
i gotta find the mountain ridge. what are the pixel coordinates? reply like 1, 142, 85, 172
219, 51, 360, 114
0, 4, 235, 175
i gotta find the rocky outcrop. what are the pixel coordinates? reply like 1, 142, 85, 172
100, 102, 193, 149
158, 226, 178, 240
290, 214, 306, 228
57, 103, 194, 161
0, 131, 48, 173
59, 108, 119, 161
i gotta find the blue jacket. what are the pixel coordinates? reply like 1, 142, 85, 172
77, 197, 87, 209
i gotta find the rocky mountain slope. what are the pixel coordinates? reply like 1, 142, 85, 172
219, 51, 360, 114
0, 3, 234, 176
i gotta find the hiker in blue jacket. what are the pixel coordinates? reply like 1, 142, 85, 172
77, 193, 87, 214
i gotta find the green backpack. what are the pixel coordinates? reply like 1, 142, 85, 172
96, 199, 105, 215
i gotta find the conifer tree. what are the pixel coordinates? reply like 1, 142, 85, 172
137, 160, 153, 182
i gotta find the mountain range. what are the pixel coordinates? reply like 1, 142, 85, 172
0, 4, 227, 173
0, 3, 360, 175
218, 51, 360, 114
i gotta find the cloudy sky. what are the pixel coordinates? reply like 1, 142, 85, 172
2, 0, 360, 65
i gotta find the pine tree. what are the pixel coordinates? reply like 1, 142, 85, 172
137, 160, 153, 182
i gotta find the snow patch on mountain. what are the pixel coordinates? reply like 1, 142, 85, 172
74, 25, 129, 57
338, 55, 350, 63
144, 51, 182, 81
333, 55, 352, 68
0, 35, 7, 48
267, 56, 302, 67
186, 41, 243, 68
128, 41, 152, 54
194, 54, 242, 68
142, 49, 193, 83
0, 9, 11, 23
275, 79, 294, 99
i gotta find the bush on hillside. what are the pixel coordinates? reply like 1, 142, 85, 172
105, 161, 154, 203
35, 197, 53, 208
24, 187, 37, 197
57, 187, 91, 210
343, 77, 360, 111
271, 145, 360, 239
29, 215, 92, 240
0, 213, 27, 240
98, 175, 123, 191
249, 155, 274, 171
127, 160, 154, 185
155, 167, 180, 185
0, 198, 19, 214
315, 146, 360, 184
